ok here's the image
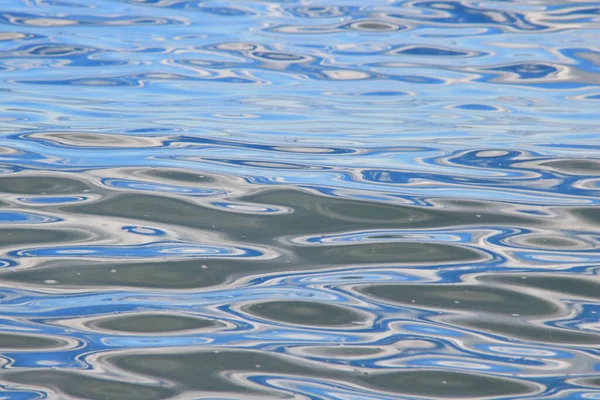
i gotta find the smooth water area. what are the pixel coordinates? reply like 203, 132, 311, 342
0, 0, 599, 399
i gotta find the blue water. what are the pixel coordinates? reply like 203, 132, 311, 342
0, 0, 599, 399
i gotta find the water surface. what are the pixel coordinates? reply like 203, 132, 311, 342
0, 0, 599, 399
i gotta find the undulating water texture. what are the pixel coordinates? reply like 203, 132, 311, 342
0, 0, 599, 399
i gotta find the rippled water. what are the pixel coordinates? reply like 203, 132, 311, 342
0, 0, 599, 399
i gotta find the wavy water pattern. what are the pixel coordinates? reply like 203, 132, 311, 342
0, 0, 599, 399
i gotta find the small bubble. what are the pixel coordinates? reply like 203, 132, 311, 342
44, 280, 57, 284
411, 300, 416, 303
511, 313, 520, 317
255, 364, 261, 368
442, 380, 448, 384
201, 265, 208, 269
110, 269, 116, 273
521, 276, 527, 280
454, 300, 460, 304
476, 214, 481, 218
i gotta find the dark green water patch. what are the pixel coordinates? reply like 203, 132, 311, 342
84, 312, 225, 334
65, 189, 543, 247
363, 369, 538, 398
479, 273, 600, 301
105, 349, 539, 398
0, 175, 91, 194
2, 370, 173, 400
0, 259, 269, 289
242, 300, 369, 327
298, 242, 486, 265
0, 228, 91, 248
449, 316, 600, 345
0, 332, 70, 350
358, 283, 560, 316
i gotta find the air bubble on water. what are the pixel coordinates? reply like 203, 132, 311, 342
442, 381, 448, 384
511, 313, 520, 317
201, 265, 208, 269
255, 364, 261, 368
476, 214, 481, 218
110, 269, 116, 273
454, 300, 460, 304
44, 280, 57, 284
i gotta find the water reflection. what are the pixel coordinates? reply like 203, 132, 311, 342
0, 0, 598, 399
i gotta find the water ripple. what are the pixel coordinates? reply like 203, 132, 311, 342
0, 0, 598, 399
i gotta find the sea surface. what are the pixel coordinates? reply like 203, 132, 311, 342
0, 0, 599, 399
